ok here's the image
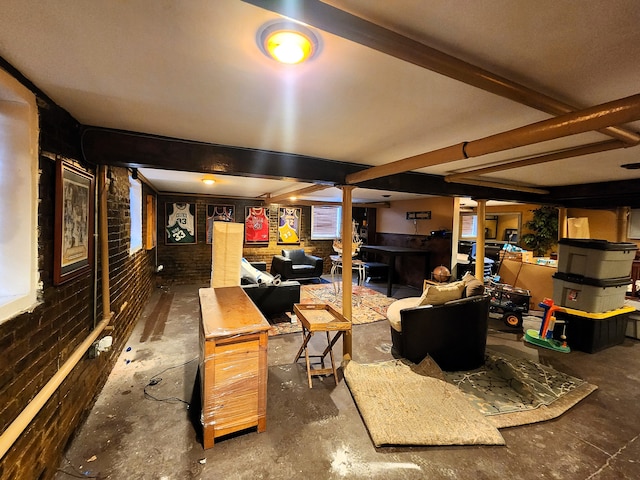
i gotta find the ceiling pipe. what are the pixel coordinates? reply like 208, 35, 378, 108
346, 93, 640, 185
445, 140, 626, 182
244, 0, 640, 145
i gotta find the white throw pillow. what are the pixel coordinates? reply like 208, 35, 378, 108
386, 297, 422, 332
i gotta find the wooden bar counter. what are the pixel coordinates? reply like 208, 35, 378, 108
199, 286, 270, 448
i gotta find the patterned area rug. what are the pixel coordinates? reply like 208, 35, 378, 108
268, 283, 396, 336
344, 350, 597, 446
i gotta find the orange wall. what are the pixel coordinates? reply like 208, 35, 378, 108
378, 197, 455, 235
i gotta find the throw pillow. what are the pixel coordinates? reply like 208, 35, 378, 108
418, 281, 465, 306
462, 272, 485, 297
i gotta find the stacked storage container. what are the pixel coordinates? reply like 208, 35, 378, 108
553, 239, 637, 352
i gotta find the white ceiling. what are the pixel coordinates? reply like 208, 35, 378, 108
1, 0, 639, 203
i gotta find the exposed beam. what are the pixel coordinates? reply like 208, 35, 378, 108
448, 178, 549, 195
243, 0, 640, 145
265, 184, 332, 204
346, 93, 640, 185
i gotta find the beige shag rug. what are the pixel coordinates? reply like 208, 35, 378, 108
344, 353, 597, 447
343, 358, 506, 447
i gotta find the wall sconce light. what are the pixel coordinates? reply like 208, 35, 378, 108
257, 20, 321, 65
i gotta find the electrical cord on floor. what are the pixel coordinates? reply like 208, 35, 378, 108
143, 357, 198, 407
55, 454, 98, 478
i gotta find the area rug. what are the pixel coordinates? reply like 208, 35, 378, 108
268, 283, 396, 336
343, 357, 506, 447
445, 349, 598, 429
343, 350, 597, 447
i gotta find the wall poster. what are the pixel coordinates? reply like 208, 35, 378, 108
206, 204, 235, 244
244, 206, 270, 244
165, 202, 197, 244
54, 160, 95, 285
277, 206, 301, 245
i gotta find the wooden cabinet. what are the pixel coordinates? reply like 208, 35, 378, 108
199, 287, 270, 448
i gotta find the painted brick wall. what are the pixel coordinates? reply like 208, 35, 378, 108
0, 87, 155, 479
156, 196, 334, 285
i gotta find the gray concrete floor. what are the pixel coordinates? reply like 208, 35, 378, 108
55, 279, 640, 480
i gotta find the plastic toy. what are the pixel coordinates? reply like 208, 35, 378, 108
524, 298, 570, 352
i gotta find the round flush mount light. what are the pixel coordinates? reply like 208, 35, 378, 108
201, 175, 216, 185
257, 20, 321, 65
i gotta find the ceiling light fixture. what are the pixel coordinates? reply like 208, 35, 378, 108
201, 175, 216, 185
257, 20, 321, 65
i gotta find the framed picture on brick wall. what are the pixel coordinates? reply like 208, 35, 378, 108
54, 160, 95, 285
277, 206, 301, 245
165, 202, 197, 244
244, 206, 270, 244
206, 204, 235, 244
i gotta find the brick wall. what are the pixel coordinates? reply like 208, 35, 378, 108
156, 196, 334, 285
0, 87, 155, 478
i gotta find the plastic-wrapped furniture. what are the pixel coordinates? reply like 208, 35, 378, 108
389, 294, 490, 371
270, 249, 323, 281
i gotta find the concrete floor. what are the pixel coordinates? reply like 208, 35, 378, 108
55, 279, 640, 480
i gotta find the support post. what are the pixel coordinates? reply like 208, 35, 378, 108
475, 200, 487, 281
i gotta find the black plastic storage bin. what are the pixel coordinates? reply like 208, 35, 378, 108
554, 306, 634, 353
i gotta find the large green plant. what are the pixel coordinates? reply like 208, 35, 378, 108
521, 206, 559, 257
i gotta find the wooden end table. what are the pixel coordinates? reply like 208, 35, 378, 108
293, 304, 352, 388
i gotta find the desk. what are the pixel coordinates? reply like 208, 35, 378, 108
199, 287, 270, 448
293, 303, 351, 388
360, 245, 430, 297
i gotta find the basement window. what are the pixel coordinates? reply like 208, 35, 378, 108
0, 69, 40, 323
129, 175, 142, 254
311, 205, 342, 240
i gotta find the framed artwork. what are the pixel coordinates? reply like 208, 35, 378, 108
165, 202, 197, 244
244, 206, 270, 244
278, 206, 301, 244
206, 204, 235, 244
54, 160, 95, 285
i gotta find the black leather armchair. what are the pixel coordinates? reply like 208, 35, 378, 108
390, 294, 490, 371
270, 249, 323, 281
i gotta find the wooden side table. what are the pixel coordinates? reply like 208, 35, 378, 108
293, 303, 351, 388
199, 287, 270, 448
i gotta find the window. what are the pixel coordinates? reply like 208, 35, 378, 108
460, 214, 478, 238
311, 205, 342, 240
0, 69, 40, 323
129, 175, 142, 254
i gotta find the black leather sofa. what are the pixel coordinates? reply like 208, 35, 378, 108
390, 294, 490, 371
270, 249, 323, 281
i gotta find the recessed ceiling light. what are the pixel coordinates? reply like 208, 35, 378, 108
201, 175, 216, 185
257, 20, 321, 65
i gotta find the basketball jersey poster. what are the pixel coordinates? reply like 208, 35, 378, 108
206, 204, 235, 244
244, 206, 270, 244
278, 206, 301, 244
166, 202, 197, 244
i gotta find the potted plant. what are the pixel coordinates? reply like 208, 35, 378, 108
521, 206, 559, 257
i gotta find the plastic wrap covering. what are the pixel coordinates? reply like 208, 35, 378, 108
199, 286, 270, 448
241, 257, 281, 286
